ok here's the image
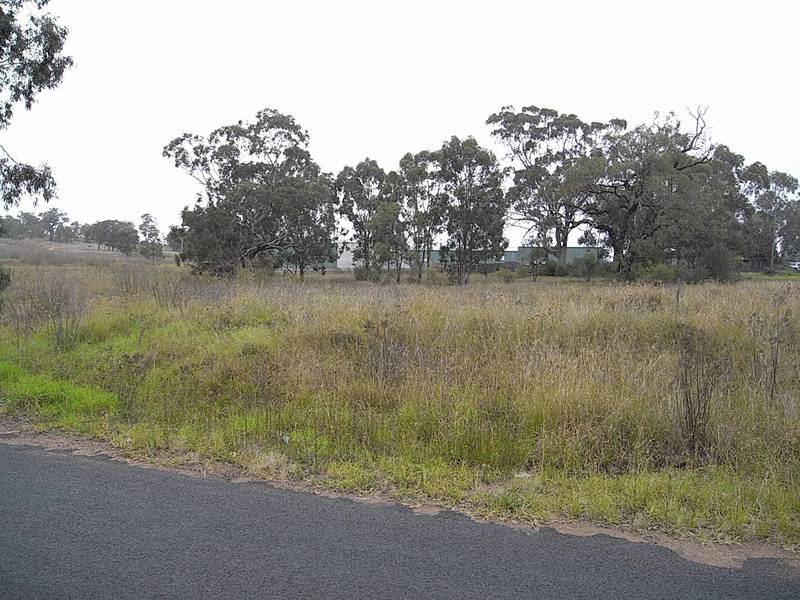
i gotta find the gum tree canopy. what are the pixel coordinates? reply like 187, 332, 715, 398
164, 108, 337, 276
0, 0, 72, 209
487, 105, 626, 264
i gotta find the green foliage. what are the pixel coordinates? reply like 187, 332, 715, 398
487, 105, 623, 266
0, 0, 73, 209
397, 151, 444, 281
579, 253, 600, 281
699, 243, 738, 282
352, 265, 384, 283
83, 220, 139, 254
138, 213, 163, 261
422, 268, 448, 285
633, 263, 677, 283
371, 199, 407, 283
37, 207, 69, 242
437, 136, 509, 284
489, 267, 517, 283
336, 159, 388, 272
541, 261, 569, 277
165, 108, 338, 276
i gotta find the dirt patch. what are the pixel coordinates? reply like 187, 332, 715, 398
546, 521, 798, 570
1, 415, 797, 572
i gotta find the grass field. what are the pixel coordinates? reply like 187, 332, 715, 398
1, 255, 798, 548
0, 238, 175, 266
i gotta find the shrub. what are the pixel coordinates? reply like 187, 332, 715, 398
700, 243, 738, 282
27, 275, 88, 349
0, 267, 10, 293
579, 254, 599, 281
113, 266, 150, 295
0, 266, 10, 313
541, 261, 568, 277
634, 262, 677, 283
490, 268, 517, 284
673, 324, 724, 461
353, 265, 384, 283
422, 268, 449, 286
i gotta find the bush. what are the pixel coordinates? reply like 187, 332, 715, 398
674, 324, 724, 461
113, 267, 150, 295
579, 254, 599, 281
490, 267, 517, 284
19, 275, 88, 349
700, 244, 738, 282
353, 266, 384, 283
0, 267, 10, 314
541, 261, 569, 277
634, 262, 677, 283
422, 268, 449, 286
0, 267, 10, 293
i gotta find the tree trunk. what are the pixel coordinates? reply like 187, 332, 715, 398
555, 228, 568, 265
611, 238, 625, 274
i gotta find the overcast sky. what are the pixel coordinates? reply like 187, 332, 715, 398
3, 0, 799, 245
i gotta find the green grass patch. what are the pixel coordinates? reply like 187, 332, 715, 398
0, 361, 118, 430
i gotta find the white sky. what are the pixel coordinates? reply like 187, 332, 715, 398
3, 0, 799, 246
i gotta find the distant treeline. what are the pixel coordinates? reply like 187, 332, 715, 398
163, 106, 799, 282
0, 210, 173, 260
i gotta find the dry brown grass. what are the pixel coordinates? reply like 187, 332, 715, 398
1, 266, 798, 544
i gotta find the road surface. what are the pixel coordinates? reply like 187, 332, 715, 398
0, 442, 797, 599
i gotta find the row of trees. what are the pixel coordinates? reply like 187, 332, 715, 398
488, 106, 800, 277
163, 111, 513, 283
1, 208, 167, 260
0, 3, 797, 282
164, 107, 800, 282
335, 138, 508, 284
1, 207, 74, 242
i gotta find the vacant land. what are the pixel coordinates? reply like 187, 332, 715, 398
0, 238, 174, 267
0, 261, 798, 548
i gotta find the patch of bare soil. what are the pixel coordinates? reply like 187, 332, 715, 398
1, 415, 796, 572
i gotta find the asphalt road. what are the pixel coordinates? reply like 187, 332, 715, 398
0, 443, 797, 600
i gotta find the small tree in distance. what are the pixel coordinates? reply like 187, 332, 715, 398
38, 207, 69, 242
139, 213, 163, 261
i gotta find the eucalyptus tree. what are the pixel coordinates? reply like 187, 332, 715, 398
0, 0, 72, 208
17, 210, 41, 237
138, 213, 163, 261
487, 105, 625, 264
371, 192, 407, 283
740, 162, 798, 268
37, 206, 68, 241
783, 201, 800, 260
0, 213, 23, 237
165, 225, 186, 252
577, 110, 716, 277
83, 220, 139, 254
164, 108, 337, 276
274, 175, 337, 278
637, 144, 750, 279
335, 158, 388, 274
397, 150, 444, 280
436, 136, 508, 284
59, 220, 82, 243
